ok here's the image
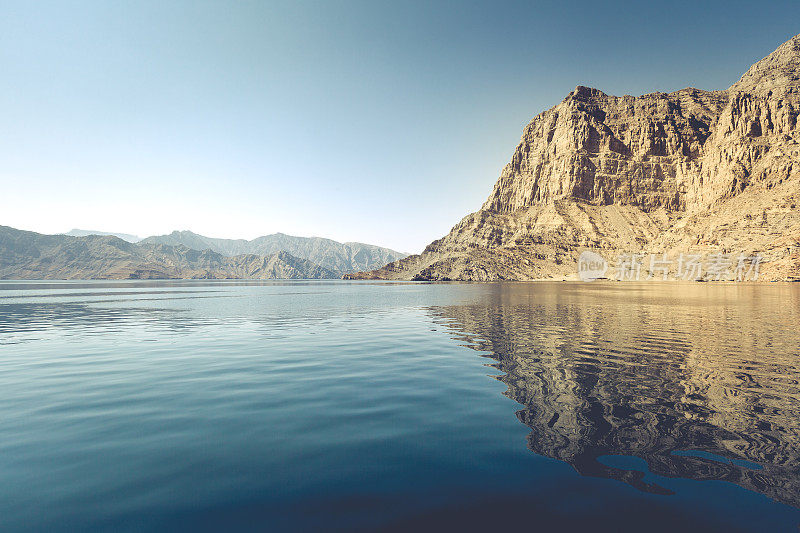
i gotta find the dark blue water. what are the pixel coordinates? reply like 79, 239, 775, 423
1, 280, 799, 532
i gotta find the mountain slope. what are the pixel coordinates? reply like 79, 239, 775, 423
347, 33, 800, 282
0, 226, 337, 280
140, 231, 407, 274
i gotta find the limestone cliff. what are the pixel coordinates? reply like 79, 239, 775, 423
347, 34, 800, 281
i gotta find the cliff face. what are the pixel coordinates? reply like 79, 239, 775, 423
349, 34, 800, 281
483, 86, 728, 214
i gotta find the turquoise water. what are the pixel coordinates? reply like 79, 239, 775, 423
1, 280, 799, 532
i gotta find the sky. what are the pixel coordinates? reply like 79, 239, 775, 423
1, 1, 799, 253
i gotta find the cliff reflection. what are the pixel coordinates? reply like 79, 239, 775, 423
428, 283, 800, 508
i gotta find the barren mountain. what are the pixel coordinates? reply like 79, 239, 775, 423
347, 34, 800, 281
0, 226, 337, 280
141, 230, 407, 275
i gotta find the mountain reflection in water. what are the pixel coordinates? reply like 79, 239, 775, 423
428, 282, 800, 508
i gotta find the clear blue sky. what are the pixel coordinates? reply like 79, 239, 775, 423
1, 0, 798, 252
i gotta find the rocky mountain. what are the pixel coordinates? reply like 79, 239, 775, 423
0, 226, 337, 280
140, 230, 407, 274
347, 33, 800, 281
64, 229, 142, 243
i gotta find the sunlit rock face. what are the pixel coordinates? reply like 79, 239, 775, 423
427, 283, 800, 508
348, 34, 800, 281
482, 86, 728, 213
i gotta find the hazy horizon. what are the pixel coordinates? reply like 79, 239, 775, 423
2, 0, 799, 253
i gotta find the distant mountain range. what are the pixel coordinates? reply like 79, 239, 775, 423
64, 229, 142, 243
0, 225, 403, 280
140, 230, 407, 274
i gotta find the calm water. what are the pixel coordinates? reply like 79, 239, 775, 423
1, 280, 800, 532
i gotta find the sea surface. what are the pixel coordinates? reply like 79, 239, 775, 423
1, 280, 799, 532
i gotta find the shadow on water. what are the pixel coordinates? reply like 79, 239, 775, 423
426, 282, 800, 509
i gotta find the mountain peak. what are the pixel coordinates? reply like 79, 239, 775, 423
567, 86, 608, 100
730, 33, 800, 96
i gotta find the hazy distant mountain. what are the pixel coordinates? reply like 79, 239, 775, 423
140, 230, 408, 274
64, 229, 142, 243
0, 226, 337, 280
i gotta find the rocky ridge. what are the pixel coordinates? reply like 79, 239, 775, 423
347, 34, 800, 281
